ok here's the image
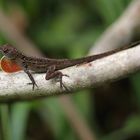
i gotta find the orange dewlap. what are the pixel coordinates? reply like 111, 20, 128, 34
0, 56, 22, 73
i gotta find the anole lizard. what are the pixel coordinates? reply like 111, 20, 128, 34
0, 42, 139, 90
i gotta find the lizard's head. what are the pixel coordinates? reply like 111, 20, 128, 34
0, 44, 19, 59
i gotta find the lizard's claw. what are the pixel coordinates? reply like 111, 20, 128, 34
45, 70, 70, 91
62, 74, 69, 78
57, 73, 70, 91
27, 82, 39, 90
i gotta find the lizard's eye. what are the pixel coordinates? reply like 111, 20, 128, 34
3, 48, 8, 52
3, 48, 8, 53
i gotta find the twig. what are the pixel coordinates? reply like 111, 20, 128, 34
0, 9, 42, 56
90, 0, 140, 54
59, 96, 96, 140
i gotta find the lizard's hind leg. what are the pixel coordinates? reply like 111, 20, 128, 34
45, 66, 69, 90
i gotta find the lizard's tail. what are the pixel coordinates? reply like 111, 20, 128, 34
67, 41, 140, 65
56, 41, 140, 70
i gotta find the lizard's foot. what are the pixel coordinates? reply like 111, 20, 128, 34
45, 71, 69, 91
24, 69, 39, 90
56, 72, 69, 91
27, 82, 39, 90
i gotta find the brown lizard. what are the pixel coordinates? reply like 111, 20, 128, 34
0, 42, 139, 90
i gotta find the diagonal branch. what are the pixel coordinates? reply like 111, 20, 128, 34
0, 44, 140, 102
90, 0, 140, 54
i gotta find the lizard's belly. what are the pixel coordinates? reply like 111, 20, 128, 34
27, 64, 47, 73
16, 60, 48, 73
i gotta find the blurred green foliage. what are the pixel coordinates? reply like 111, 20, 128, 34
1, 0, 140, 140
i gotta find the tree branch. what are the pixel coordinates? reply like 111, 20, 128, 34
0, 44, 140, 102
90, 0, 140, 54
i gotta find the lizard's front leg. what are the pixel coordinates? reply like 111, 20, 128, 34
22, 62, 38, 90
45, 65, 69, 90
